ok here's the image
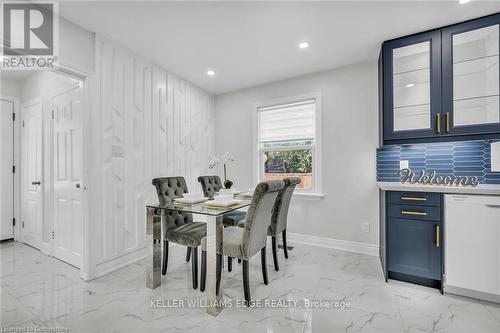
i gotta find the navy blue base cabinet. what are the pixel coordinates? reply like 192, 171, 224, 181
385, 191, 443, 290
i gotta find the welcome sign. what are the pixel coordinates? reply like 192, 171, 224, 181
399, 168, 479, 187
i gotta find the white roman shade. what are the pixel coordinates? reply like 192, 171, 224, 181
258, 99, 316, 143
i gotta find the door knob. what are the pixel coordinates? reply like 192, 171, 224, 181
32, 181, 41, 185
76, 183, 81, 188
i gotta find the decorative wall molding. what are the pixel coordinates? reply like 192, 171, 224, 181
87, 36, 215, 279
287, 233, 379, 256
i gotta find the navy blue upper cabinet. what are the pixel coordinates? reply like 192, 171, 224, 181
381, 13, 500, 144
442, 13, 500, 137
382, 30, 442, 141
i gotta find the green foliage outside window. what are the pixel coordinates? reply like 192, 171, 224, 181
265, 149, 312, 173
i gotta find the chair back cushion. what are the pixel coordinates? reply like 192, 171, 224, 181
269, 177, 301, 236
241, 180, 284, 259
197, 175, 223, 197
152, 177, 193, 232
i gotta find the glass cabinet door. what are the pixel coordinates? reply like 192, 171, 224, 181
393, 41, 431, 132
383, 30, 442, 141
443, 14, 500, 136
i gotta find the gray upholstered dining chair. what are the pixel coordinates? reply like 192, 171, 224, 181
198, 175, 247, 272
152, 176, 206, 289
199, 180, 285, 304
237, 177, 300, 271
197, 175, 246, 227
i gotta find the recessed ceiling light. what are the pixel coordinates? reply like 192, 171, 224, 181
299, 42, 309, 49
207, 70, 215, 76
459, 0, 471, 4
405, 83, 415, 88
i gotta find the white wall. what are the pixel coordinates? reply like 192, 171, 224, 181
87, 36, 215, 278
21, 71, 78, 101
59, 17, 95, 74
1, 78, 22, 97
214, 61, 379, 249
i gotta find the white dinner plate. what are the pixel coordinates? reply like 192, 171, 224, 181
174, 197, 208, 204
203, 199, 241, 207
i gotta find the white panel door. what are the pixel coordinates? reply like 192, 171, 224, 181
53, 84, 83, 268
0, 99, 14, 240
21, 100, 43, 249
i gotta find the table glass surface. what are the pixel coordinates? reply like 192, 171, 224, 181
146, 199, 251, 216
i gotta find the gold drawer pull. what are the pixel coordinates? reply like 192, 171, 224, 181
436, 225, 440, 248
401, 196, 427, 201
401, 210, 428, 216
445, 112, 450, 133
436, 113, 441, 134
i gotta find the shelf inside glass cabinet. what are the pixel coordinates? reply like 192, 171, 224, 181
392, 41, 431, 132
453, 24, 500, 126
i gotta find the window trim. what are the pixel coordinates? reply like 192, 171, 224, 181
252, 92, 323, 198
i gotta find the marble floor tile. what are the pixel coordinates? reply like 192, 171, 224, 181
483, 301, 500, 322
1, 241, 499, 333
303, 307, 406, 333
1, 287, 37, 326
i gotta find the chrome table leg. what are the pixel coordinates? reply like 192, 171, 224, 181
146, 207, 162, 289
206, 215, 224, 316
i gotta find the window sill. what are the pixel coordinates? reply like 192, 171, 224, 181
292, 192, 324, 200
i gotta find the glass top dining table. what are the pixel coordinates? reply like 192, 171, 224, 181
145, 198, 251, 316
146, 199, 251, 217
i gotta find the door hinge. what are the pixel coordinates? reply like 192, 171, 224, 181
51, 109, 54, 119
12, 112, 15, 121
13, 218, 15, 226
22, 221, 24, 228
22, 120, 25, 127
12, 165, 15, 174
52, 230, 55, 239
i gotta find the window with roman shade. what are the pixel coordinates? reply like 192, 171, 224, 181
255, 94, 322, 196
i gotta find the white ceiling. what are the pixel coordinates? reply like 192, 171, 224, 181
59, 1, 500, 95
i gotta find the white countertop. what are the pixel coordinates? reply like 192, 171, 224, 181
377, 182, 500, 195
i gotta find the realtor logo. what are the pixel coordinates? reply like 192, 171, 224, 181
1, 1, 58, 68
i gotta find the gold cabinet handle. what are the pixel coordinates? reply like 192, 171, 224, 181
445, 112, 450, 133
436, 113, 441, 134
401, 210, 428, 216
436, 225, 440, 248
401, 196, 427, 201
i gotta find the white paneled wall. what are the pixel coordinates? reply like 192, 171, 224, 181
89, 36, 215, 277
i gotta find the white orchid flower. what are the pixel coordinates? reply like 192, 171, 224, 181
220, 152, 234, 163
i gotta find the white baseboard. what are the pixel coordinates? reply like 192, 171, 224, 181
445, 285, 500, 304
89, 235, 377, 280
94, 247, 147, 279
287, 233, 379, 256
90, 243, 185, 280
39, 242, 51, 256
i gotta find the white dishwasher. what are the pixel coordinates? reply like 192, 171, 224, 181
444, 194, 500, 303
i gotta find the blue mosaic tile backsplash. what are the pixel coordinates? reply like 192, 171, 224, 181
376, 140, 500, 184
